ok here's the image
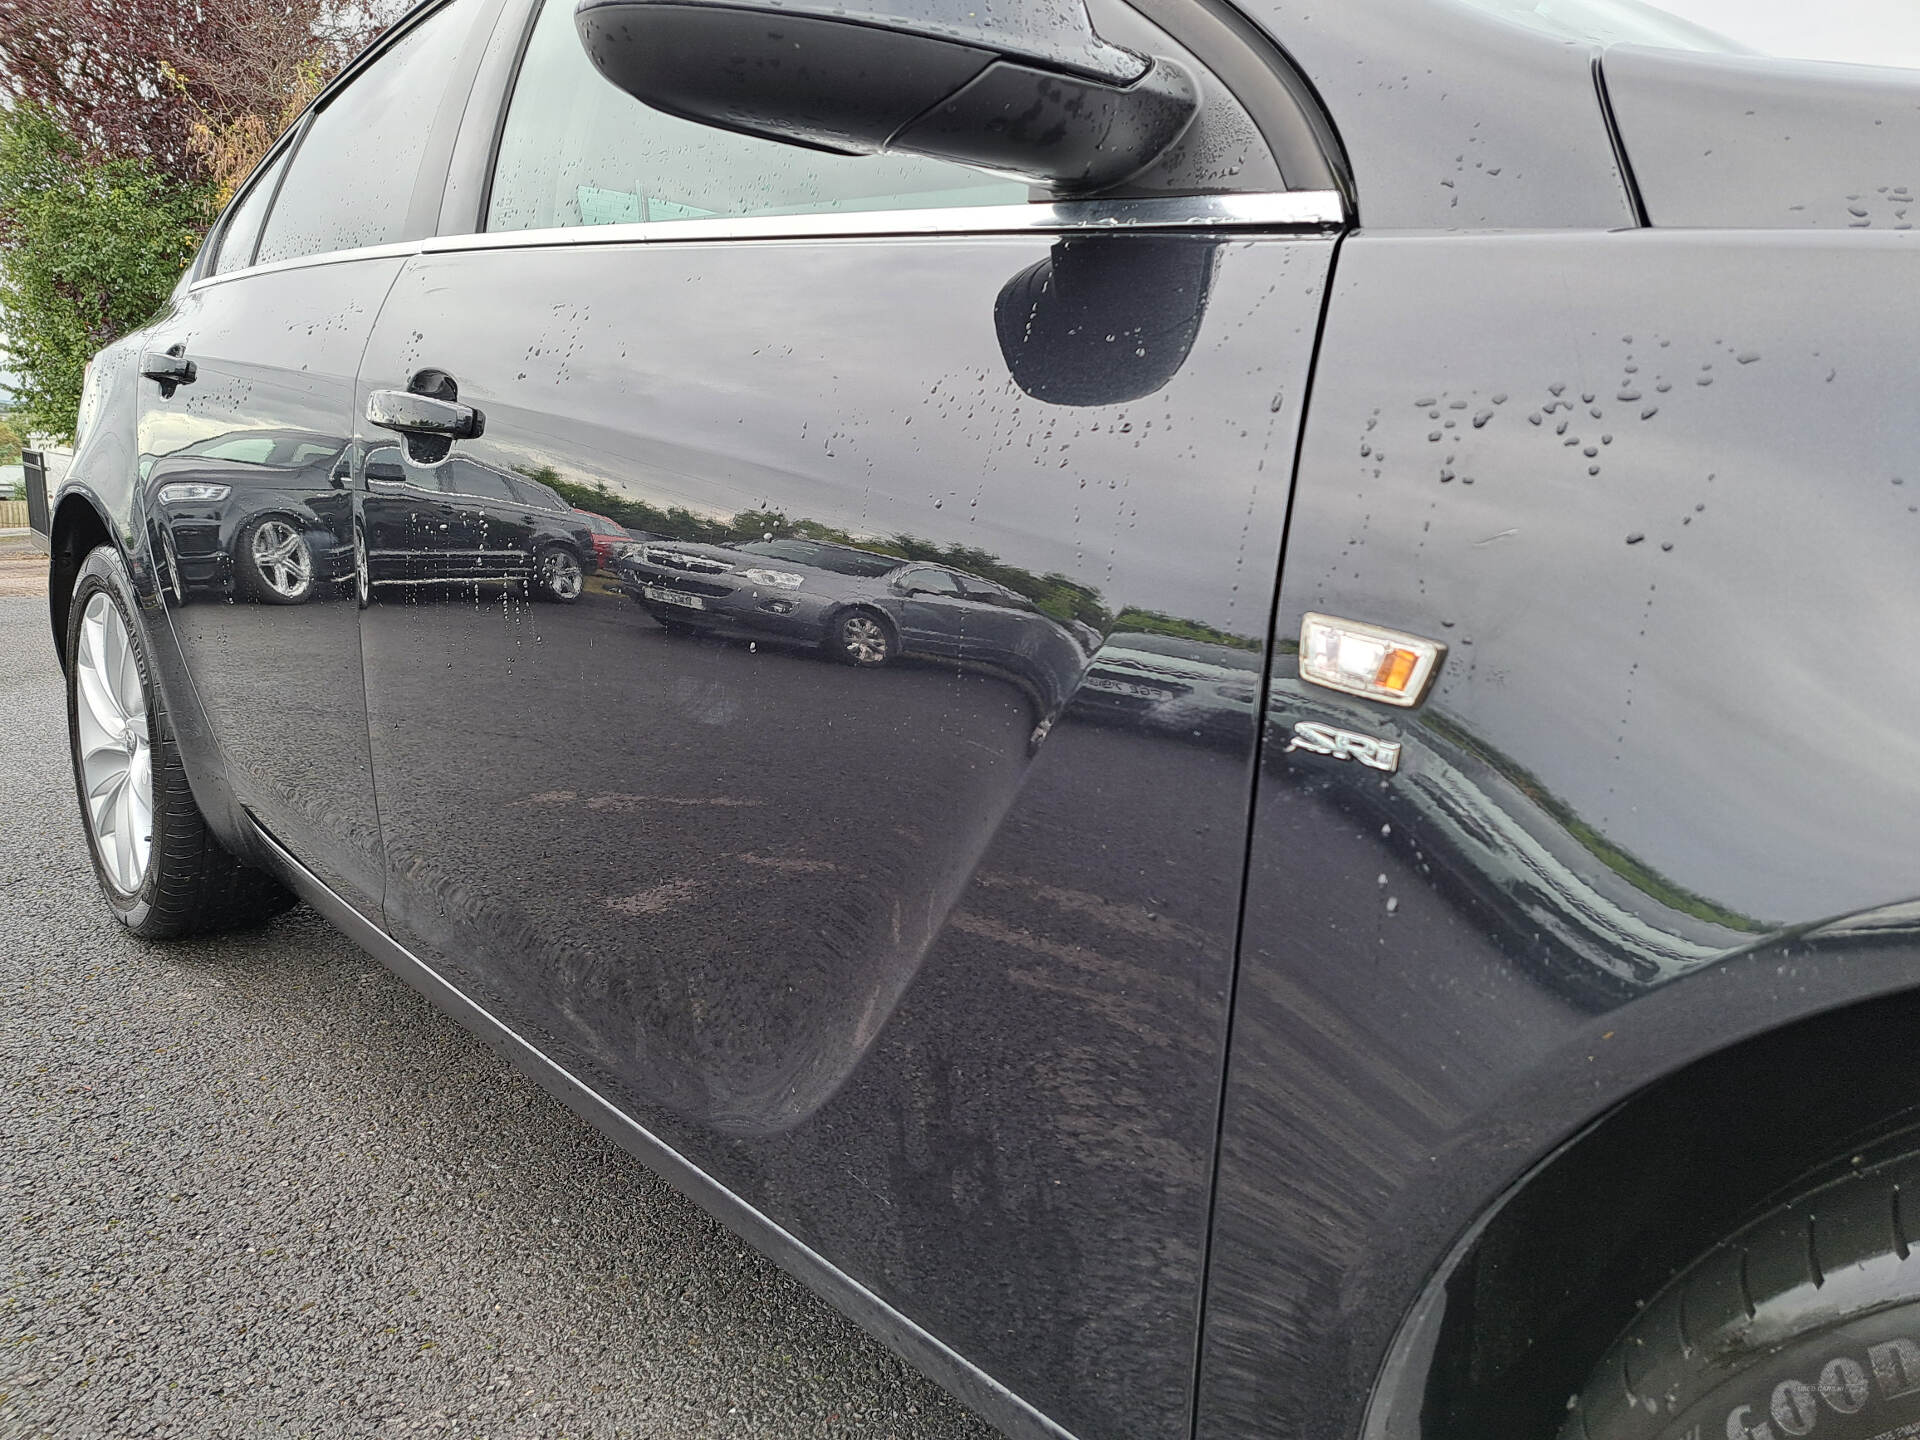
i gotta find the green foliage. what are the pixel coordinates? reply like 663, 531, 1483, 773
0, 106, 211, 442
0, 416, 22, 464
1107, 609, 1261, 651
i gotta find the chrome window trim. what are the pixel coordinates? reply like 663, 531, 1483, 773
188, 190, 1344, 290
438, 190, 1345, 250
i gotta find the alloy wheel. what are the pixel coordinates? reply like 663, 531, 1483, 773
73, 592, 153, 893
250, 519, 313, 599
545, 550, 584, 600
842, 614, 890, 664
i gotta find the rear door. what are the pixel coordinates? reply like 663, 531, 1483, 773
136, 0, 491, 913
354, 1, 1342, 1432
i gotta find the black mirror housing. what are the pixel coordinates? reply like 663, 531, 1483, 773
573, 0, 1199, 193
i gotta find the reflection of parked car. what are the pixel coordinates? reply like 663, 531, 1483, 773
53, 0, 1920, 1437
362, 447, 595, 602
618, 536, 1087, 705
573, 509, 631, 571
144, 431, 355, 605
1070, 632, 1262, 746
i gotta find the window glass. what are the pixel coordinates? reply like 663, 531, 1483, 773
199, 436, 283, 464
487, 0, 1028, 233
258, 0, 479, 265
446, 461, 517, 501
212, 146, 291, 276
901, 567, 963, 596
734, 539, 901, 577
512, 477, 569, 511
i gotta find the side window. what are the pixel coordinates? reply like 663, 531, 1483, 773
446, 462, 517, 501
258, 0, 482, 265
486, 0, 1028, 233
901, 567, 964, 597
210, 146, 291, 276
510, 477, 568, 511
959, 576, 1018, 607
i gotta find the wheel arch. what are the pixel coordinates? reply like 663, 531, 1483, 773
49, 491, 116, 671
1362, 920, 1920, 1440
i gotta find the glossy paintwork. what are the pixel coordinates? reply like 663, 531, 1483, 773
1604, 46, 1920, 230
134, 262, 398, 916
353, 231, 1330, 1439
41, 2, 1920, 1438
1239, 0, 1634, 228
1196, 227, 1920, 1440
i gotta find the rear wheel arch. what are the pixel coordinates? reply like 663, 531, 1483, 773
49, 492, 115, 670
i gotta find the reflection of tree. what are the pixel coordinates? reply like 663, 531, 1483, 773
526, 467, 1258, 649
1418, 709, 1771, 935
1109, 609, 1260, 652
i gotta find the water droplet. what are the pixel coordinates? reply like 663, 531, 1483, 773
1625, 532, 1645, 544
1385, 896, 1399, 914
1736, 350, 1761, 364
1472, 409, 1493, 428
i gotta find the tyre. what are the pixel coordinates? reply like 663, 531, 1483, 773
234, 514, 316, 604
66, 545, 295, 939
533, 545, 584, 603
830, 608, 895, 667
1563, 1145, 1920, 1440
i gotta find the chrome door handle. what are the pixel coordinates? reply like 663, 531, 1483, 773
367, 389, 484, 439
140, 344, 196, 396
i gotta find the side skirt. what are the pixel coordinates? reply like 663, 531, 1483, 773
242, 818, 1076, 1440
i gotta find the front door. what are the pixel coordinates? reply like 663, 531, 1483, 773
355, 0, 1338, 1432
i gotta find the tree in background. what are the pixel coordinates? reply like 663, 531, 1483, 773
0, 0, 390, 437
0, 0, 384, 193
0, 106, 208, 441
0, 415, 22, 465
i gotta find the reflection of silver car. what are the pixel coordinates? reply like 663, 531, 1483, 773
1072, 632, 1263, 746
619, 536, 1088, 707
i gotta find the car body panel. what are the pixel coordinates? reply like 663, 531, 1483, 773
133, 261, 400, 915
43, 1, 1920, 1437
1603, 45, 1920, 230
350, 229, 1332, 1439
1197, 226, 1920, 1440
1237, 0, 1635, 229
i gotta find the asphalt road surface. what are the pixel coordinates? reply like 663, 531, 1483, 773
0, 586, 997, 1440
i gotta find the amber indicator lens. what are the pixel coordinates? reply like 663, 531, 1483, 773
1298, 614, 1445, 708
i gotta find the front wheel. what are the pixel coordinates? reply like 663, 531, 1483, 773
532, 545, 584, 603
830, 609, 895, 667
1564, 1144, 1920, 1440
66, 546, 294, 938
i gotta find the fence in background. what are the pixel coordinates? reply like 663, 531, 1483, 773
23, 450, 50, 541
0, 501, 27, 528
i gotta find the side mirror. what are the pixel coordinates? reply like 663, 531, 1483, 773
573, 0, 1198, 193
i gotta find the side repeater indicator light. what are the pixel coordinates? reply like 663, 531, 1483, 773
1298, 613, 1445, 708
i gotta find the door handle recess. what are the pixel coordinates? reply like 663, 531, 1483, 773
367, 389, 484, 439
140, 345, 196, 394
